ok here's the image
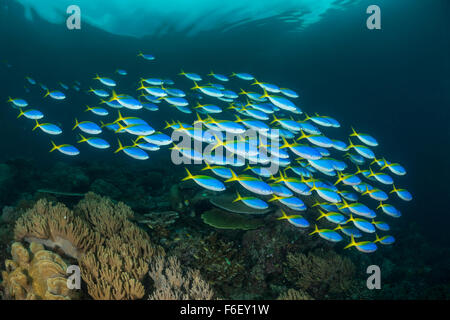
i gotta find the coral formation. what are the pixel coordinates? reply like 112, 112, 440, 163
14, 199, 98, 259
171, 232, 245, 298
201, 208, 264, 230
1, 242, 73, 300
148, 255, 215, 300
12, 192, 164, 300
283, 250, 357, 299
277, 288, 313, 300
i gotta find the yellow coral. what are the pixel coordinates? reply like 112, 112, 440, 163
1, 242, 72, 300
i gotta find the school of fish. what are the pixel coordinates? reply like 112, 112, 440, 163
5, 53, 412, 253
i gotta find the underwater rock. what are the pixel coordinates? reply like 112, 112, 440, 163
1, 242, 73, 300
201, 208, 264, 230
210, 193, 272, 215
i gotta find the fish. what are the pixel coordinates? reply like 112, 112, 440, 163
7, 97, 28, 108
17, 108, 43, 120
114, 139, 149, 160
87, 87, 110, 98
208, 71, 229, 82
85, 105, 109, 116
32, 120, 62, 135
277, 209, 309, 228
374, 234, 395, 245
77, 134, 110, 149
230, 72, 254, 81
316, 209, 346, 224
49, 141, 80, 156
344, 235, 378, 253
73, 119, 102, 135
344, 214, 376, 233
179, 70, 202, 81
191, 82, 223, 98
233, 192, 269, 210
309, 224, 343, 242
390, 184, 412, 201
138, 52, 155, 60
44, 89, 66, 100
269, 195, 306, 211
181, 168, 225, 192
225, 171, 273, 195
350, 127, 378, 147
377, 202, 401, 218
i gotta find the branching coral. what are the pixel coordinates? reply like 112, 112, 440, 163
283, 250, 356, 299
13, 192, 164, 300
1, 242, 73, 300
148, 255, 215, 300
75, 193, 164, 300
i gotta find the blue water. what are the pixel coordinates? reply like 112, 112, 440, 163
0, 0, 449, 298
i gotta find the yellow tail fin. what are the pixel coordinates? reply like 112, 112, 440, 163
72, 118, 79, 130
344, 235, 356, 249
49, 141, 58, 152
181, 168, 195, 181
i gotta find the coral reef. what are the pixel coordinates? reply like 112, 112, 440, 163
201, 208, 265, 230
170, 232, 245, 298
12, 193, 164, 300
283, 250, 357, 299
14, 199, 98, 259
1, 242, 73, 300
148, 255, 215, 300
277, 288, 313, 300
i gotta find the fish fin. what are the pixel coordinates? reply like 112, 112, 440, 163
276, 209, 288, 220
344, 235, 356, 249
77, 134, 88, 143
32, 120, 40, 131
43, 90, 50, 98
224, 169, 238, 183
190, 81, 200, 90
309, 224, 319, 235
316, 209, 326, 220
114, 139, 124, 153
72, 118, 79, 130
181, 168, 194, 181
17, 108, 24, 118
350, 126, 357, 137
49, 141, 58, 152
233, 192, 243, 203
373, 233, 381, 243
